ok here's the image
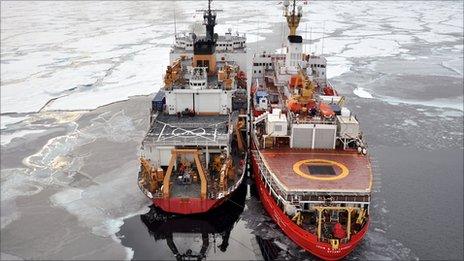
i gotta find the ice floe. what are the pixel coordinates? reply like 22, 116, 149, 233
326, 56, 352, 79
1, 129, 47, 146
342, 38, 408, 58
2, 1, 463, 114
379, 96, 464, 111
353, 88, 374, 99
0, 115, 28, 130
1, 63, 112, 113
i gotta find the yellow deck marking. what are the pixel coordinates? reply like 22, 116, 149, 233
293, 159, 349, 181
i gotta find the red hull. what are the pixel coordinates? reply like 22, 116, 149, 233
153, 197, 226, 215
251, 153, 369, 260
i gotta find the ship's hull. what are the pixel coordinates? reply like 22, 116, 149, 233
251, 150, 369, 261
153, 197, 227, 215
139, 153, 248, 215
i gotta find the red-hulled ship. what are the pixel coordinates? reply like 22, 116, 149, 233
249, 0, 373, 259
138, 0, 248, 214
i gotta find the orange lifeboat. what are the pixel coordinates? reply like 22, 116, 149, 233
319, 102, 335, 118
287, 99, 302, 112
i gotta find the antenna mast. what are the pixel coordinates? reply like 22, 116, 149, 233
256, 17, 260, 52
305, 22, 308, 54
321, 20, 325, 54
292, 0, 296, 24
309, 27, 312, 54
195, 0, 222, 41
173, 3, 177, 40
284, 0, 302, 36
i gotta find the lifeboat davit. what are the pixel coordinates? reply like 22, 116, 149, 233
319, 102, 335, 118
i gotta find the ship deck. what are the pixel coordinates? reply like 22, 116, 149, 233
143, 114, 230, 146
259, 148, 372, 194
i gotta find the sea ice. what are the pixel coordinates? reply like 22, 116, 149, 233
306, 37, 360, 56
0, 115, 28, 130
415, 32, 459, 43
442, 59, 463, 76
1, 63, 112, 113
1, 129, 47, 146
379, 96, 464, 111
341, 38, 407, 58
325, 56, 352, 79
353, 88, 374, 99
49, 160, 150, 259
403, 119, 419, 127
44, 47, 170, 111
246, 34, 266, 44
3, 0, 461, 115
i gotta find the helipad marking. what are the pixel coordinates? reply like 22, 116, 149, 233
292, 159, 349, 181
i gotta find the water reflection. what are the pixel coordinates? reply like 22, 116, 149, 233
121, 179, 250, 260
255, 236, 282, 261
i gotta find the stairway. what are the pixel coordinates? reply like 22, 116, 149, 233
200, 153, 217, 197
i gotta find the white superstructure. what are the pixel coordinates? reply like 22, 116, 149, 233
170, 30, 247, 72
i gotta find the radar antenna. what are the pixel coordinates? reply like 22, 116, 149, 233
196, 0, 223, 41
283, 0, 303, 36
173, 2, 177, 41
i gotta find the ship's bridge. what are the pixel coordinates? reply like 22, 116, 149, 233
171, 32, 247, 71
173, 32, 246, 53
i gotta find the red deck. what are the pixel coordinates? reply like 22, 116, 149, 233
259, 148, 372, 193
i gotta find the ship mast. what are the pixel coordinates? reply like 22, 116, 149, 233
193, 0, 222, 74
282, 0, 304, 73
204, 0, 217, 41
195, 0, 221, 42
284, 0, 303, 36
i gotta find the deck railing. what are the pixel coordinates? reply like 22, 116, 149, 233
252, 150, 288, 201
